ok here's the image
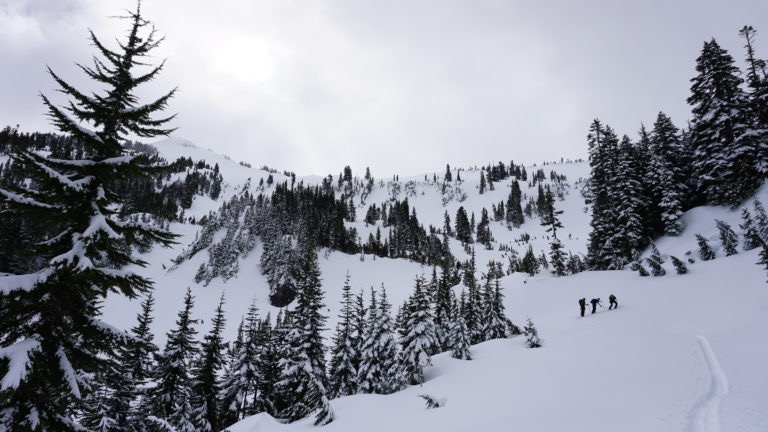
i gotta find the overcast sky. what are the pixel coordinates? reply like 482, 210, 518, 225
1, 0, 767, 177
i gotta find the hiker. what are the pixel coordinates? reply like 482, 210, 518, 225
609, 294, 618, 310
578, 298, 587, 317
590, 298, 602, 314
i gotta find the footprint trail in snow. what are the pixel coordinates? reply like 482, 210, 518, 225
687, 335, 729, 432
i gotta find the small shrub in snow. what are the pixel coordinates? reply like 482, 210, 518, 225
419, 394, 446, 409
715, 219, 738, 256
645, 244, 666, 276
670, 256, 688, 275
696, 234, 716, 261
637, 264, 650, 277
523, 318, 542, 348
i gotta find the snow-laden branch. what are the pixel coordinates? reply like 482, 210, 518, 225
89, 317, 137, 342
0, 269, 53, 294
0, 188, 62, 209
0, 337, 41, 390
30, 158, 94, 192
57, 347, 81, 399
49, 236, 93, 271
82, 202, 120, 239
60, 111, 103, 144
37, 228, 72, 247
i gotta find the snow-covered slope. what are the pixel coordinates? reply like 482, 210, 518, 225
230, 248, 768, 431
101, 137, 768, 431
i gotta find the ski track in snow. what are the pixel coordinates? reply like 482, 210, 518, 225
687, 335, 729, 432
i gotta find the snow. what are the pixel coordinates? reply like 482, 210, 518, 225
95, 139, 768, 431
0, 338, 40, 390
57, 347, 81, 399
0, 188, 62, 210
0, 269, 53, 294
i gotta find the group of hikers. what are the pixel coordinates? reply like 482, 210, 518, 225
578, 294, 617, 317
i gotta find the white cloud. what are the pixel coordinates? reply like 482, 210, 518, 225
3, 0, 768, 176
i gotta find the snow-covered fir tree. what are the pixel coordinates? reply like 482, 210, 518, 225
523, 318, 542, 348
190, 293, 228, 432
0, 5, 176, 430
688, 39, 760, 205
219, 300, 262, 427
670, 256, 688, 274
358, 286, 402, 395
448, 295, 472, 360
461, 249, 483, 344
277, 242, 333, 425
649, 112, 687, 235
740, 208, 762, 251
646, 243, 666, 277
328, 272, 362, 398
151, 288, 201, 430
399, 276, 436, 385
738, 26, 768, 177
716, 219, 739, 256
480, 265, 508, 341
506, 180, 525, 228
540, 188, 567, 276
696, 234, 716, 261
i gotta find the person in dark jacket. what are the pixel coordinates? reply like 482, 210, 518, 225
609, 294, 618, 310
578, 298, 587, 317
590, 298, 602, 314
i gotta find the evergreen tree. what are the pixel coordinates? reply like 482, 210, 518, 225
152, 288, 201, 429
448, 296, 472, 360
739, 26, 768, 177
613, 135, 648, 260
520, 245, 540, 276
740, 208, 762, 251
649, 112, 686, 235
480, 267, 507, 341
523, 318, 542, 348
670, 255, 688, 275
461, 249, 482, 344
328, 272, 361, 398
696, 234, 716, 261
756, 236, 768, 282
646, 243, 666, 276
586, 120, 623, 269
219, 300, 261, 427
358, 287, 401, 395
476, 208, 492, 247
479, 171, 487, 194
255, 317, 282, 417
191, 293, 227, 432
548, 238, 568, 277
123, 291, 159, 430
0, 6, 176, 430
715, 219, 739, 256
688, 39, 759, 205
754, 200, 768, 241
506, 180, 525, 228
277, 245, 333, 425
539, 188, 567, 276
398, 276, 436, 385
454, 206, 472, 244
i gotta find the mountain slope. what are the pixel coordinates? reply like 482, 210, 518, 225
98, 137, 768, 431
229, 246, 768, 432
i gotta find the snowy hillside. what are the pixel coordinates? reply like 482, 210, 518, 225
103, 137, 590, 344
230, 251, 768, 432
98, 137, 768, 431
